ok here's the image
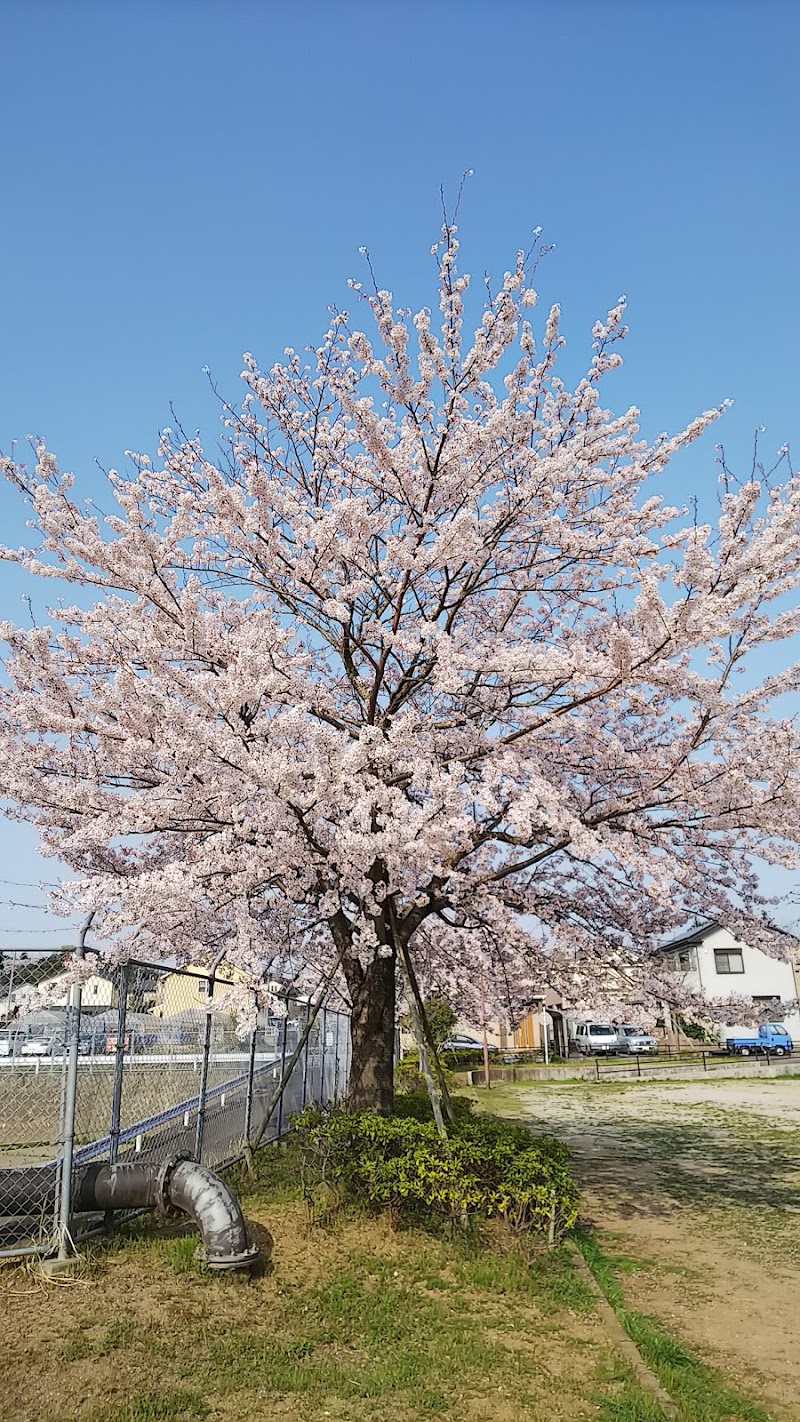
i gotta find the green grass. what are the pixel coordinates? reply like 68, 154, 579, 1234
8, 1095, 794, 1422
593, 1385, 670, 1421
625, 1314, 768, 1422
162, 1233, 202, 1275
91, 1391, 209, 1422
189, 1221, 598, 1404
202, 1262, 505, 1405
232, 1134, 305, 1200
7, 1162, 614, 1422
454, 1237, 596, 1312
575, 1231, 771, 1422
592, 1357, 674, 1422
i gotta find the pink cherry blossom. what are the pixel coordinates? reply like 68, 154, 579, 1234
2, 223, 799, 1106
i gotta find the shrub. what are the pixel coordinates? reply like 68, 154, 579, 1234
395, 1046, 492, 1080
295, 1098, 579, 1242
395, 1051, 427, 1091
394, 1055, 460, 1094
399, 994, 458, 1051
398, 1046, 492, 1069
392, 1087, 475, 1125
440, 1048, 490, 1069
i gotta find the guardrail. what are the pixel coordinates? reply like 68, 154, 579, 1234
592, 1049, 791, 1080
0, 1050, 281, 1068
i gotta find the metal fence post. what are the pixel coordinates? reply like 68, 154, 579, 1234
193, 977, 214, 1162
333, 1011, 342, 1099
104, 962, 131, 1226
636, 1054, 641, 1079
277, 1012, 289, 1131
56, 913, 93, 1260
595, 1057, 600, 1082
702, 1051, 707, 1072
53, 1005, 73, 1250
319, 1008, 328, 1102
302, 1004, 311, 1107
108, 963, 130, 1167
243, 992, 258, 1148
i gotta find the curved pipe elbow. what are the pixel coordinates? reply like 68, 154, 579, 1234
74, 1156, 258, 1272
164, 1159, 259, 1271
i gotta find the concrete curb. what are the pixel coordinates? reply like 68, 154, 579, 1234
565, 1239, 679, 1419
464, 1058, 799, 1086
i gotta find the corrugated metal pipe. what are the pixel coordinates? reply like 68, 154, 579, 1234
0, 1155, 259, 1272
75, 1156, 259, 1271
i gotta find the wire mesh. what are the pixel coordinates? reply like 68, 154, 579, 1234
0, 949, 72, 1254
0, 950, 350, 1257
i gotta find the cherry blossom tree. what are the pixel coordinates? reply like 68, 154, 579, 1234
2, 222, 800, 1110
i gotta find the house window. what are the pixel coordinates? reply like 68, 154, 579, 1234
714, 950, 744, 975
752, 995, 780, 1006
666, 949, 695, 972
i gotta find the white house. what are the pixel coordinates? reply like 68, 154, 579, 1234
658, 923, 800, 1043
3, 970, 115, 1015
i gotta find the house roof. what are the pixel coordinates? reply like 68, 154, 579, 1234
655, 921, 723, 954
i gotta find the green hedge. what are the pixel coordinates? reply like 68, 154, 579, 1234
394, 1053, 461, 1092
295, 1092, 578, 1241
397, 1047, 495, 1075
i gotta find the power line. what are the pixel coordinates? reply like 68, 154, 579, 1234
0, 898, 60, 910
0, 926, 79, 934
0, 878, 60, 889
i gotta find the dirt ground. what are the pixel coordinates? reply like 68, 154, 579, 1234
478, 1076, 800, 1417
1, 1076, 797, 1420
0, 1195, 613, 1422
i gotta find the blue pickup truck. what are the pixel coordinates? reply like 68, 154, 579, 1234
724, 1023, 793, 1057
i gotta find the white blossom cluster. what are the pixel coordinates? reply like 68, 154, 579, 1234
1, 223, 799, 1033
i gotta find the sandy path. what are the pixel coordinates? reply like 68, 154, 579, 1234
500, 1077, 800, 1417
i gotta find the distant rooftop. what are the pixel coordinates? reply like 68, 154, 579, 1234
655, 921, 722, 954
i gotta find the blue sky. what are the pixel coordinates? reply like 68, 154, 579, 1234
1, 0, 799, 941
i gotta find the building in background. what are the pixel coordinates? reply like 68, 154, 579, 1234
511, 990, 568, 1056
657, 923, 800, 1043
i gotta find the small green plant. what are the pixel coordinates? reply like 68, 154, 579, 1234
164, 1234, 202, 1275
295, 1097, 579, 1240
399, 993, 458, 1051
93, 1390, 209, 1422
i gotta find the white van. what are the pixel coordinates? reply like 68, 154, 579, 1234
574, 1022, 619, 1055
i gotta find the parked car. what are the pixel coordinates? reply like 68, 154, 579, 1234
104, 1031, 131, 1054
616, 1024, 658, 1054
723, 1023, 793, 1057
574, 1022, 619, 1055
20, 1035, 54, 1057
440, 1034, 498, 1054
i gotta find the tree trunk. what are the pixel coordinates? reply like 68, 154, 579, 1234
344, 950, 396, 1114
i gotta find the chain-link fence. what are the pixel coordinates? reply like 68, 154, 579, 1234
0, 950, 350, 1259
